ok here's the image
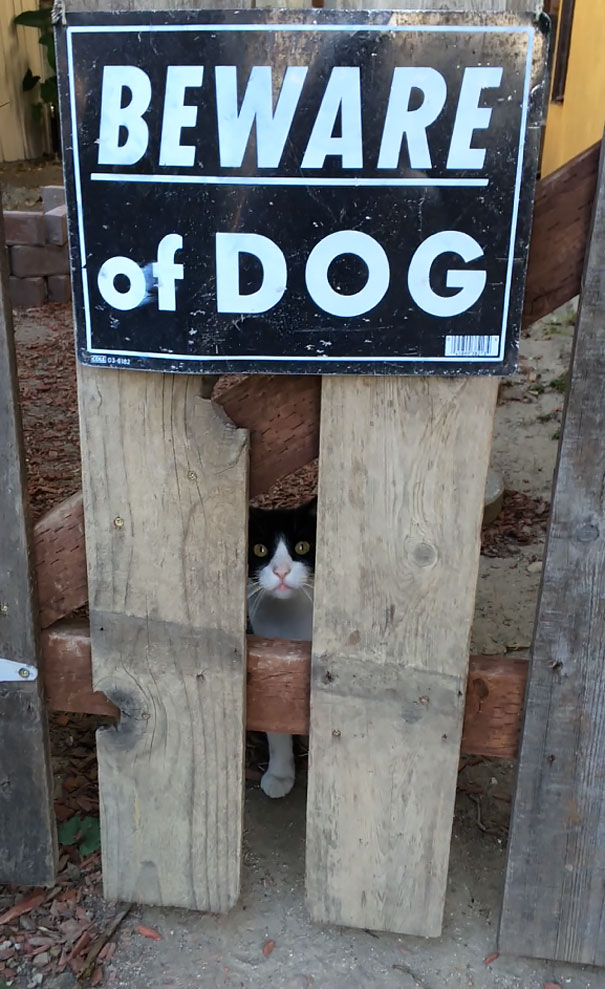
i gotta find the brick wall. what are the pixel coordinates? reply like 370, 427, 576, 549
4, 186, 72, 308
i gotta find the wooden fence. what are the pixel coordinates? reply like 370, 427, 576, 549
2, 0, 605, 967
0, 0, 51, 162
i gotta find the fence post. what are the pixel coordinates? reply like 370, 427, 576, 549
0, 207, 57, 884
304, 0, 530, 937
499, 134, 605, 966
65, 0, 250, 912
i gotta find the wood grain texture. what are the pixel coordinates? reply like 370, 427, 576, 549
77, 365, 248, 910
41, 625, 529, 757
42, 620, 120, 719
523, 141, 600, 328
499, 137, 605, 966
215, 376, 320, 499
0, 206, 57, 885
34, 491, 88, 628
461, 654, 528, 758
306, 375, 497, 935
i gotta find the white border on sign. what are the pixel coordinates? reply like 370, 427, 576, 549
66, 21, 535, 366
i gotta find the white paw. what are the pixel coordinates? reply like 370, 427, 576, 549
260, 770, 295, 799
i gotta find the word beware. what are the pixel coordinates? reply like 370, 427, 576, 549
98, 63, 502, 174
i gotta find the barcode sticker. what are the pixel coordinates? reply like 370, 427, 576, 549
444, 335, 500, 358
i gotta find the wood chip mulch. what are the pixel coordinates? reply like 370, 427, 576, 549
481, 489, 551, 557
13, 303, 81, 522
0, 715, 127, 988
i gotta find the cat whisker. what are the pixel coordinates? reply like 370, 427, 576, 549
248, 589, 266, 624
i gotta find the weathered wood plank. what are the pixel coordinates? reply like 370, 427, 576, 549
306, 376, 498, 935
76, 366, 248, 910
499, 137, 605, 966
0, 206, 57, 885
523, 140, 600, 327
41, 623, 530, 758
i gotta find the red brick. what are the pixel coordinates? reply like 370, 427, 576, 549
47, 274, 72, 303
42, 185, 65, 212
3, 210, 45, 246
10, 244, 69, 278
44, 205, 68, 246
9, 276, 47, 309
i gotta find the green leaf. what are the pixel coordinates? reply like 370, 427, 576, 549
13, 9, 52, 29
57, 814, 101, 856
78, 817, 101, 856
22, 67, 40, 92
40, 76, 57, 107
39, 31, 56, 71
58, 814, 81, 847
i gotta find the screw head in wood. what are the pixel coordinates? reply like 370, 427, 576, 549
187, 470, 197, 480
332, 728, 341, 738
0, 602, 8, 614
113, 516, 124, 529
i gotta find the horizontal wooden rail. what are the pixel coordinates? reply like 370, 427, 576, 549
41, 623, 528, 759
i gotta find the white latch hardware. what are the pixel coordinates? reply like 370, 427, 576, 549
0, 658, 38, 682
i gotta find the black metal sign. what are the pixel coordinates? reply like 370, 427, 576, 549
56, 9, 548, 375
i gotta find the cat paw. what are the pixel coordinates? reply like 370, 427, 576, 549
260, 770, 295, 799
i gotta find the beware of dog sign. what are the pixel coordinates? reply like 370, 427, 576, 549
56, 9, 548, 375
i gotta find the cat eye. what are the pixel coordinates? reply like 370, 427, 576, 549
295, 540, 311, 555
253, 543, 268, 558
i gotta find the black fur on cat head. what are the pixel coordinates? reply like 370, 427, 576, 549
248, 498, 317, 578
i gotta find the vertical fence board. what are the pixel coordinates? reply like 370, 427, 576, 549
305, 0, 525, 940
0, 208, 57, 884
66, 0, 249, 912
306, 377, 497, 935
499, 137, 605, 966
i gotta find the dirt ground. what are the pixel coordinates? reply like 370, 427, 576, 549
1, 165, 603, 989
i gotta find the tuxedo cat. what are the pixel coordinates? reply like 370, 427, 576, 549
247, 498, 316, 798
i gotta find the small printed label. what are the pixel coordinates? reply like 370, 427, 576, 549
444, 335, 500, 358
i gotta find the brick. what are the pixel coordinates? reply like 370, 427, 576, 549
3, 210, 45, 246
47, 274, 72, 304
44, 205, 68, 246
10, 245, 69, 278
42, 185, 65, 212
9, 276, 47, 309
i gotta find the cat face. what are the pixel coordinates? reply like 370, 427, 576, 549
248, 499, 316, 600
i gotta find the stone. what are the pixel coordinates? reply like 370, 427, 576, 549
9, 276, 47, 308
10, 245, 69, 278
3, 210, 45, 246
42, 185, 65, 212
44, 205, 68, 246
48, 274, 72, 303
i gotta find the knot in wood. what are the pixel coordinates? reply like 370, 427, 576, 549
409, 540, 438, 568
576, 522, 599, 542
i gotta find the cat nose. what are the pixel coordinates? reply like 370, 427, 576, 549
273, 565, 291, 580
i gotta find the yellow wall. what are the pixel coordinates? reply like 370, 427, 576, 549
541, 0, 605, 176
